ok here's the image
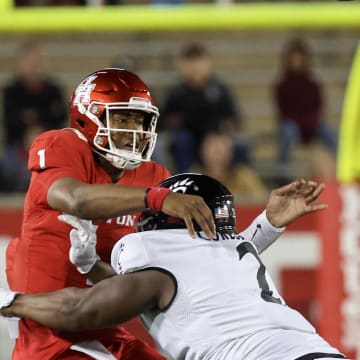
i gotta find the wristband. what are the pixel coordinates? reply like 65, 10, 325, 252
144, 187, 172, 212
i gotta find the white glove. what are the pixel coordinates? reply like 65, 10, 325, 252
58, 214, 99, 274
0, 288, 19, 312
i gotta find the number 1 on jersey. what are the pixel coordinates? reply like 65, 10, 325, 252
37, 149, 46, 169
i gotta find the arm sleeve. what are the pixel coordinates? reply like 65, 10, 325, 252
157, 164, 171, 179
238, 210, 285, 254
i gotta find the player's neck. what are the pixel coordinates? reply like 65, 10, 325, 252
97, 155, 124, 183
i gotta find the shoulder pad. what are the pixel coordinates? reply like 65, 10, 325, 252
28, 130, 88, 171
111, 233, 150, 275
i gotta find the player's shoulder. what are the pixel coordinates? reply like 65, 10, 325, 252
136, 161, 171, 180
111, 233, 151, 275
111, 230, 187, 275
33, 128, 85, 145
28, 129, 92, 171
138, 160, 168, 172
30, 129, 90, 155
111, 230, 173, 274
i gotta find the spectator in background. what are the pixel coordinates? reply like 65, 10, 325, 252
0, 124, 44, 192
156, 43, 249, 173
1, 41, 66, 192
190, 132, 267, 203
274, 38, 338, 176
3, 41, 66, 147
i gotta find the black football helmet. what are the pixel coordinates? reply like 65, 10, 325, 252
138, 173, 236, 235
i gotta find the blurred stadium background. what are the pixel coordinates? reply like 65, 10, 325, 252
0, 1, 360, 359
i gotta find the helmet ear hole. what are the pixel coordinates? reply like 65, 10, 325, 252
76, 119, 87, 129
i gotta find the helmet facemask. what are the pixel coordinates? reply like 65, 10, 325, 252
92, 99, 158, 170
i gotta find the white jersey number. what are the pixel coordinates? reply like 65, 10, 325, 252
37, 149, 46, 169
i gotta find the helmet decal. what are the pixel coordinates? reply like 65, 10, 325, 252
169, 178, 195, 193
214, 205, 230, 220
73, 75, 97, 106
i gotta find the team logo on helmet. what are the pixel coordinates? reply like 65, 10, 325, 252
169, 178, 195, 193
73, 75, 97, 106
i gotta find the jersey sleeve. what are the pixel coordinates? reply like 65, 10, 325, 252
111, 233, 151, 275
156, 163, 171, 180
238, 210, 285, 254
28, 130, 90, 190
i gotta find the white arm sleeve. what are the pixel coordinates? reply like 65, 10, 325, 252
238, 210, 285, 254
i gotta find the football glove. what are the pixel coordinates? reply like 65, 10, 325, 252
58, 214, 99, 274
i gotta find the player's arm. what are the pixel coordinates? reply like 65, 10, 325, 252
0, 269, 175, 331
48, 177, 150, 219
49, 177, 215, 238
239, 210, 284, 255
86, 260, 116, 284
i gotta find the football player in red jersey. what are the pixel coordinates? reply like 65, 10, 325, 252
5, 68, 217, 360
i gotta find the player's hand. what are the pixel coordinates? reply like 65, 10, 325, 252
58, 214, 99, 274
0, 288, 19, 316
265, 179, 328, 228
161, 192, 216, 239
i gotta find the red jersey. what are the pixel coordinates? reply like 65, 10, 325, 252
6, 129, 170, 359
